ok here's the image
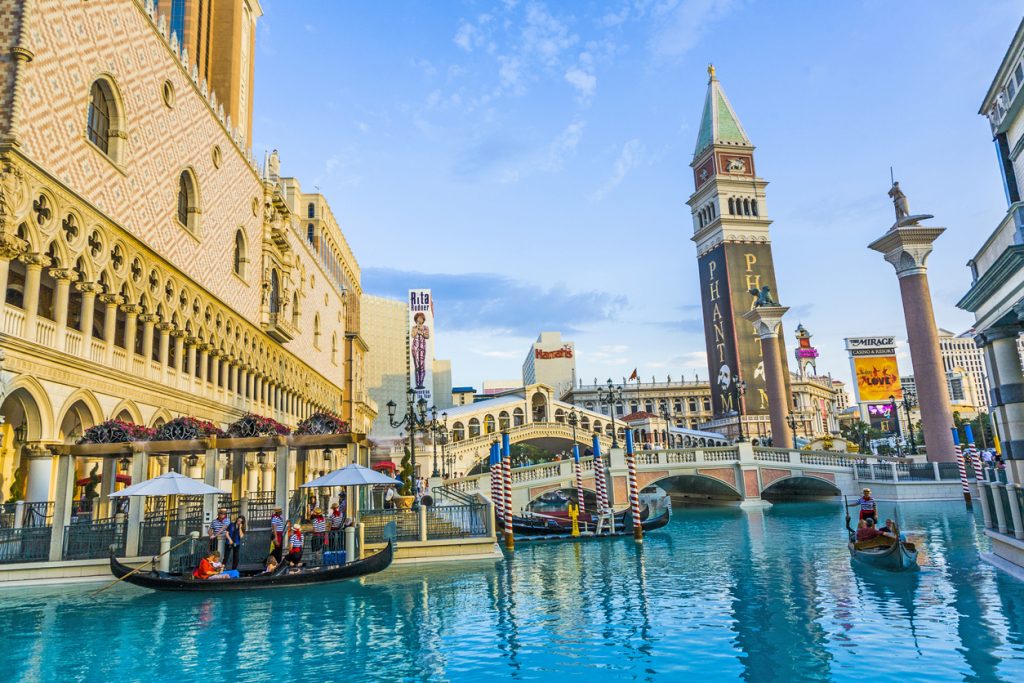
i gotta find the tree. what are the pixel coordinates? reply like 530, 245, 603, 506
398, 447, 414, 496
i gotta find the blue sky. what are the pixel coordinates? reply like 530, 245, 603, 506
253, 0, 1021, 390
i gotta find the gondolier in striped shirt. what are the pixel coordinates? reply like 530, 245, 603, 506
847, 488, 878, 522
310, 507, 327, 553
285, 523, 304, 567
269, 507, 286, 562
208, 508, 229, 550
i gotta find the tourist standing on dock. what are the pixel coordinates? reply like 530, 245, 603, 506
225, 516, 245, 570
384, 485, 396, 509
209, 508, 230, 551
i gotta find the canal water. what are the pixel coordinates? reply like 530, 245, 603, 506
3, 501, 1024, 682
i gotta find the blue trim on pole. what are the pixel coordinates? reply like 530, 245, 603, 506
951, 427, 961, 446
592, 434, 601, 458
489, 441, 499, 466
572, 444, 580, 463
625, 427, 635, 455
964, 424, 975, 444
501, 432, 511, 462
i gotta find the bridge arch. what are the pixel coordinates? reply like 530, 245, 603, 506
644, 473, 742, 505
760, 475, 840, 501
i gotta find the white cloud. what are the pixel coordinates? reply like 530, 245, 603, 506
522, 2, 578, 65
454, 20, 480, 51
650, 0, 739, 58
565, 67, 597, 98
590, 139, 645, 201
498, 55, 525, 95
544, 119, 586, 170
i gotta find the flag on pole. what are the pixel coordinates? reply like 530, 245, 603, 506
628, 368, 638, 382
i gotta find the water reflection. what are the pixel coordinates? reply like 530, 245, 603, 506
3, 502, 1024, 682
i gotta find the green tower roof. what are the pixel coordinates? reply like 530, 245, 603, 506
694, 66, 751, 159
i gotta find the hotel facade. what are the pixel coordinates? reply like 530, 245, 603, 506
0, 0, 374, 507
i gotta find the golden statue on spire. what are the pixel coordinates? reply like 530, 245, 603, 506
707, 63, 716, 80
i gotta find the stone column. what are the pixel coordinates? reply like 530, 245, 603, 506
124, 447, 148, 557
742, 305, 793, 448
98, 293, 122, 363
869, 223, 956, 462
0, 237, 24, 303
185, 337, 198, 383
139, 313, 156, 370
275, 445, 290, 518
198, 343, 210, 386
47, 450, 75, 562
20, 252, 49, 342
49, 267, 77, 352
246, 462, 259, 493
121, 303, 141, 360
77, 282, 99, 353
24, 446, 54, 502
261, 462, 274, 492
978, 326, 1024, 482
155, 321, 172, 379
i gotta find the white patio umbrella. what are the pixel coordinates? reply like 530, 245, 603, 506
300, 463, 400, 488
110, 470, 229, 536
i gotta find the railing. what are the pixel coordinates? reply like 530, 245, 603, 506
754, 449, 791, 463
112, 347, 127, 371
139, 519, 205, 556
2, 306, 25, 337
0, 527, 51, 564
63, 519, 128, 560
856, 461, 975, 483
0, 501, 54, 529
511, 463, 561, 483
65, 328, 83, 356
361, 509, 421, 543
248, 491, 277, 526
427, 504, 488, 538
702, 448, 740, 462
89, 339, 105, 363
36, 318, 56, 347
131, 356, 146, 375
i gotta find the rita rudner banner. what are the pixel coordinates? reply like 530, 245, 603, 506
408, 289, 434, 406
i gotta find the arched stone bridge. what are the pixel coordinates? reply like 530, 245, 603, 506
442, 443, 886, 511
440, 383, 728, 474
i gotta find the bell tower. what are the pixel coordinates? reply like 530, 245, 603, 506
688, 65, 791, 439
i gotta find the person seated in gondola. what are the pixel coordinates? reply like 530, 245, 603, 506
855, 517, 892, 542
259, 556, 279, 575
285, 524, 304, 567
847, 488, 878, 522
192, 551, 240, 580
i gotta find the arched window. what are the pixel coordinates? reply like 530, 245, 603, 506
291, 291, 299, 327
86, 79, 124, 162
177, 170, 199, 232
269, 270, 280, 314
313, 313, 321, 348
452, 422, 465, 442
484, 415, 495, 434
233, 230, 246, 277
331, 333, 338, 365
513, 407, 524, 427
644, 400, 654, 414
307, 202, 315, 218
469, 418, 480, 437
743, 199, 751, 216
751, 199, 759, 216
728, 198, 735, 215
499, 411, 510, 431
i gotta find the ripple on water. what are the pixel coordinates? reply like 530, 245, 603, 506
2, 501, 1024, 682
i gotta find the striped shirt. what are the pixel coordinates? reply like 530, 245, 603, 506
329, 512, 344, 530
312, 515, 326, 533
209, 517, 229, 536
289, 531, 303, 550
856, 496, 876, 511
270, 515, 285, 532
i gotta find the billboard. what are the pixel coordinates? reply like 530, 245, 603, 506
698, 242, 790, 417
854, 355, 902, 402
408, 289, 434, 407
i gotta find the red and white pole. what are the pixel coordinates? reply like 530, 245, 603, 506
965, 424, 984, 486
951, 427, 972, 509
592, 435, 609, 521
625, 429, 643, 542
501, 432, 515, 550
572, 444, 586, 522
489, 441, 504, 522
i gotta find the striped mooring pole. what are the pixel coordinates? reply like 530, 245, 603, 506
964, 423, 985, 486
951, 427, 972, 509
572, 443, 586, 521
501, 431, 515, 550
624, 428, 643, 542
592, 434, 609, 519
489, 441, 504, 522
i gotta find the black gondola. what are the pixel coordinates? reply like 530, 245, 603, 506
499, 505, 652, 536
108, 542, 393, 592
513, 508, 671, 542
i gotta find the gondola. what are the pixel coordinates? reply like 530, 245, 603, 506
848, 534, 919, 572
843, 499, 918, 572
513, 507, 672, 542
499, 505, 651, 536
108, 541, 393, 592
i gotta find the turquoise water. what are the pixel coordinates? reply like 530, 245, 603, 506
3, 501, 1024, 682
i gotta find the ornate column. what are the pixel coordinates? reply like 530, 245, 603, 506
20, 252, 49, 342
198, 343, 210, 386
868, 209, 955, 462
24, 444, 54, 502
98, 293, 123, 363
261, 462, 274, 492
742, 305, 793, 448
139, 313, 157, 372
978, 325, 1024, 482
185, 337, 198, 383
171, 329, 186, 378
0, 232, 26, 297
245, 462, 259, 493
49, 267, 77, 352
155, 321, 173, 380
76, 282, 100, 354
121, 303, 141, 359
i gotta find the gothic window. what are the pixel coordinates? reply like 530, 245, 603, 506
177, 170, 199, 232
233, 230, 246, 277
86, 79, 124, 162
331, 333, 338, 365
269, 270, 280, 314
5, 257, 26, 308
307, 202, 315, 218
313, 313, 321, 348
291, 292, 299, 327
307, 223, 314, 245
751, 199, 759, 216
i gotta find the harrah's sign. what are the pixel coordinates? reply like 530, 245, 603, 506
536, 345, 573, 360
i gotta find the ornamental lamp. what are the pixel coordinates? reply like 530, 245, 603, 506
323, 447, 333, 467
13, 422, 27, 443
417, 397, 427, 418
185, 451, 199, 469
118, 455, 131, 474
256, 450, 267, 466
386, 400, 397, 420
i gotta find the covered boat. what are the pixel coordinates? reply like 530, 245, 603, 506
109, 542, 393, 592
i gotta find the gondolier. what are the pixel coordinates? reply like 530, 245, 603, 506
847, 488, 878, 522
269, 507, 286, 562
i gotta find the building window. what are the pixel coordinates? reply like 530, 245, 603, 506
689, 398, 698, 412
313, 313, 321, 348
331, 333, 338, 365
291, 292, 299, 327
87, 81, 111, 154
307, 223, 314, 244
233, 230, 246, 277
177, 170, 199, 232
270, 270, 280, 314
702, 397, 711, 411
307, 202, 315, 218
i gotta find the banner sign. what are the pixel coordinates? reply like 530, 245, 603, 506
854, 355, 902, 402
535, 345, 573, 360
408, 289, 434, 406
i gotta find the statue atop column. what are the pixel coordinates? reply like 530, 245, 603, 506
748, 285, 778, 307
887, 180, 933, 227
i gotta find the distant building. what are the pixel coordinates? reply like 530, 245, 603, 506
451, 387, 476, 406
481, 379, 523, 396
432, 360, 453, 410
563, 379, 715, 433
937, 328, 989, 410
361, 295, 408, 443
522, 332, 576, 399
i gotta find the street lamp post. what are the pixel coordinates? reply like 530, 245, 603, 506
597, 378, 624, 448
734, 380, 747, 442
785, 413, 798, 449
660, 407, 673, 448
386, 388, 431, 500
897, 394, 918, 455
429, 411, 448, 478
567, 407, 580, 447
